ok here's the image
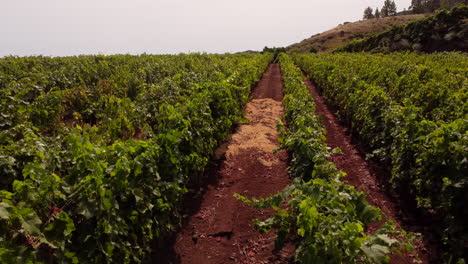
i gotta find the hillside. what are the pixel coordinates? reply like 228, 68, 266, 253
337, 6, 468, 53
287, 14, 426, 53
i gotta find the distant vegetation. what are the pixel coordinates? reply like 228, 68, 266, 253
363, 0, 467, 19
363, 0, 397, 20
410, 0, 468, 13
337, 6, 468, 53
262, 46, 286, 61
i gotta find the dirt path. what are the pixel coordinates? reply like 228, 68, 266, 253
251, 64, 284, 101
304, 79, 439, 264
168, 64, 294, 264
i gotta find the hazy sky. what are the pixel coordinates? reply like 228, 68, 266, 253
1, 0, 412, 56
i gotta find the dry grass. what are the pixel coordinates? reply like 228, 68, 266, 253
287, 14, 427, 53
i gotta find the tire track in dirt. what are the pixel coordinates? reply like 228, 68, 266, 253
168, 64, 294, 264
304, 78, 438, 264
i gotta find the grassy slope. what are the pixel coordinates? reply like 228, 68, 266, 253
287, 14, 426, 53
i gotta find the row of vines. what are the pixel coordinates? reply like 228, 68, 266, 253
293, 52, 467, 261
0, 53, 272, 263
238, 53, 411, 263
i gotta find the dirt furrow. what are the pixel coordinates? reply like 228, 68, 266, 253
304, 79, 439, 264
166, 64, 293, 264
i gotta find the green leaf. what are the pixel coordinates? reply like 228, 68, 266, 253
361, 243, 391, 262
0, 203, 11, 219
20, 210, 42, 236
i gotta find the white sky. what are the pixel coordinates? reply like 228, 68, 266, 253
0, 0, 412, 56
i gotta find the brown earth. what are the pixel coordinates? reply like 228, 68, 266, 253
304, 79, 441, 264
164, 64, 294, 264
251, 64, 284, 101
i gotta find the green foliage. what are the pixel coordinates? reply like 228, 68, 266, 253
381, 0, 397, 17
309, 46, 318, 53
262, 47, 286, 62
0, 53, 273, 262
411, 0, 467, 13
364, 7, 375, 19
293, 52, 468, 261
375, 7, 381, 18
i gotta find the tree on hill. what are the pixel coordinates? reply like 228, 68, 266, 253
425, 0, 442, 11
375, 7, 381, 18
390, 0, 398, 15
440, 0, 452, 9
363, 7, 375, 19
382, 0, 398, 16
410, 0, 425, 13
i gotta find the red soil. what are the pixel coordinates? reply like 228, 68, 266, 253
304, 79, 439, 264
166, 64, 294, 264
251, 64, 284, 101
